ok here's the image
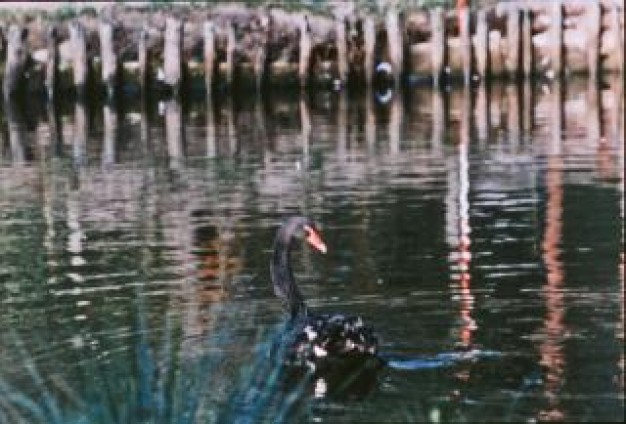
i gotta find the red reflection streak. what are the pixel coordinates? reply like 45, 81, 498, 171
539, 155, 566, 422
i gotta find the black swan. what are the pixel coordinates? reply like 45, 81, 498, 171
271, 216, 380, 372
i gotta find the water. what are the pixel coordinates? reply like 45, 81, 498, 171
0, 76, 623, 423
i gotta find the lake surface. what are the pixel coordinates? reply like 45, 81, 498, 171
0, 77, 623, 423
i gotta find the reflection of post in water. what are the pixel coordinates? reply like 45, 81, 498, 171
102, 101, 118, 167
46, 100, 63, 157
140, 94, 151, 157
67, 185, 86, 278
475, 82, 490, 145
4, 99, 27, 165
590, 77, 614, 181
388, 90, 402, 155
538, 79, 566, 422
206, 94, 217, 158
337, 90, 347, 160
616, 73, 625, 394
506, 83, 521, 150
73, 100, 88, 166
431, 88, 445, 155
165, 99, 184, 169
522, 79, 533, 134
299, 94, 311, 162
225, 95, 238, 156
365, 88, 376, 152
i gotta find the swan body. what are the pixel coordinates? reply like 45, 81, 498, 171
271, 216, 379, 371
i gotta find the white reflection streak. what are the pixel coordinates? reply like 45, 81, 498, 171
67, 189, 86, 281
457, 92, 475, 347
102, 102, 118, 166
300, 96, 311, 164
165, 100, 183, 169
446, 89, 475, 347
207, 94, 216, 158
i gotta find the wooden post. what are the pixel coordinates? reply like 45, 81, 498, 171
225, 21, 236, 87
459, 6, 471, 85
506, 6, 521, 79
585, 0, 601, 82
3, 25, 28, 100
45, 25, 59, 101
611, 4, 623, 76
522, 8, 532, 78
550, 2, 562, 79
164, 17, 183, 96
386, 10, 403, 88
99, 19, 118, 99
431, 7, 445, 88
298, 15, 311, 89
335, 15, 349, 86
69, 21, 88, 97
364, 16, 376, 88
138, 24, 149, 91
475, 10, 489, 81
203, 21, 216, 94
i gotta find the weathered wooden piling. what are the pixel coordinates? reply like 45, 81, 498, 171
475, 10, 489, 81
335, 15, 349, 85
3, 25, 28, 99
585, 0, 601, 82
99, 19, 118, 99
363, 16, 376, 87
0, 2, 623, 99
69, 22, 88, 96
45, 25, 59, 101
505, 6, 521, 79
386, 9, 404, 88
164, 17, 183, 95
550, 2, 563, 78
431, 7, 445, 87
204, 21, 216, 94
459, 6, 471, 85
522, 9, 532, 78
611, 4, 623, 76
298, 15, 312, 89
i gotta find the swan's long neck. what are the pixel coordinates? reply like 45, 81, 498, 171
271, 228, 307, 318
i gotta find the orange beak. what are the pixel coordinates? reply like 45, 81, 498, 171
304, 225, 327, 254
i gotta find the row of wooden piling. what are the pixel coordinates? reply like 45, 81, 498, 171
1, 1, 623, 101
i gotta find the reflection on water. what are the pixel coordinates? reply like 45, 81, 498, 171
0, 75, 623, 422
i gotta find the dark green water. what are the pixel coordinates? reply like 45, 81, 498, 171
0, 78, 623, 422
